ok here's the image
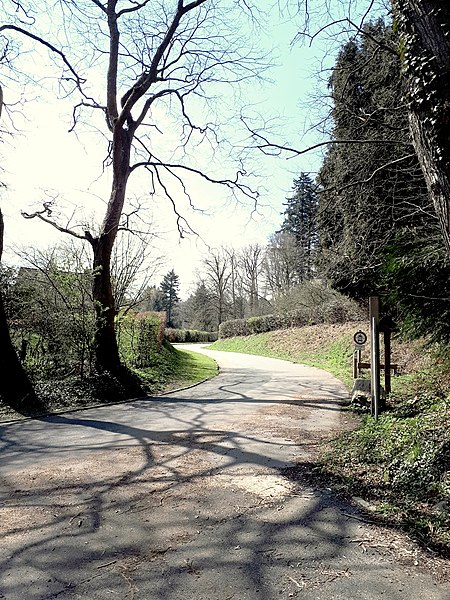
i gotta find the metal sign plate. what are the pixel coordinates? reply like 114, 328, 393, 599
353, 330, 367, 345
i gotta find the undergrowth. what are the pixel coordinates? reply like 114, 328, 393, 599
0, 343, 217, 421
133, 342, 218, 394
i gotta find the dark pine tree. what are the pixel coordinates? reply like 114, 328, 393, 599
159, 269, 180, 328
279, 172, 318, 281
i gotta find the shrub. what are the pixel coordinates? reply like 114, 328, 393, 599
164, 328, 218, 343
218, 319, 251, 338
219, 284, 364, 338
5, 263, 97, 380
117, 311, 166, 368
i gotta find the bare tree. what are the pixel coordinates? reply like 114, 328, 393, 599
239, 243, 266, 315
223, 246, 245, 319
203, 249, 231, 329
3, 1, 265, 380
111, 230, 163, 315
264, 231, 303, 294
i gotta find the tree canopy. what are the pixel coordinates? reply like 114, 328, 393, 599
315, 18, 450, 340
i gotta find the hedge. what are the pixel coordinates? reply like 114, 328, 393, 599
219, 298, 364, 339
164, 328, 218, 343
117, 311, 166, 367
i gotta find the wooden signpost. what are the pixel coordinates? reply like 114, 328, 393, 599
352, 297, 396, 420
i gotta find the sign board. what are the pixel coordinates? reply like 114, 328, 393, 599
353, 330, 367, 346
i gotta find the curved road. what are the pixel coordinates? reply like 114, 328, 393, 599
0, 346, 448, 599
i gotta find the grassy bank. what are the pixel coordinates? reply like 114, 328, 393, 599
211, 326, 450, 555
134, 343, 218, 394
0, 344, 218, 422
211, 323, 369, 387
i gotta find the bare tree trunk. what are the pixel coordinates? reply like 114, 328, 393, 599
91, 234, 121, 373
0, 210, 38, 411
393, 0, 450, 254
89, 126, 131, 375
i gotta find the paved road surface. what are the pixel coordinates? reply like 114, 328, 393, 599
0, 346, 448, 599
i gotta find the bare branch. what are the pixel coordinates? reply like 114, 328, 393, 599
117, 0, 152, 18
69, 100, 107, 133
131, 159, 258, 203
106, 4, 120, 128
119, 0, 208, 121
317, 154, 418, 201
0, 209, 4, 262
89, 0, 107, 14
21, 202, 89, 242
0, 24, 85, 90
153, 166, 197, 238
242, 119, 413, 159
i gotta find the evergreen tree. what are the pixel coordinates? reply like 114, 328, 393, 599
316, 19, 429, 298
279, 173, 318, 281
159, 270, 180, 328
316, 19, 450, 341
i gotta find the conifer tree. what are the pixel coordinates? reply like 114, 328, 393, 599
279, 173, 318, 281
159, 270, 180, 328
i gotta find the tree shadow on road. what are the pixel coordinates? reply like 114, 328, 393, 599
1, 395, 438, 600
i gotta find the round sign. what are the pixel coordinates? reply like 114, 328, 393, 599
353, 330, 367, 345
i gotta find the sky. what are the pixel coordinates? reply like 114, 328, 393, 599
0, 0, 378, 297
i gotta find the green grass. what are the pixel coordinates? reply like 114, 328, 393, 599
210, 333, 291, 360
210, 332, 354, 387
133, 342, 218, 394
322, 392, 450, 553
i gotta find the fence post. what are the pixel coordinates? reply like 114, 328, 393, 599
369, 297, 381, 420
384, 328, 392, 398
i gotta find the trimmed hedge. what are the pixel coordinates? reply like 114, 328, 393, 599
165, 328, 218, 343
219, 298, 364, 339
117, 311, 166, 367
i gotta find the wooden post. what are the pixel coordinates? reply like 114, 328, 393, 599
369, 297, 381, 420
384, 329, 392, 398
371, 316, 381, 419
352, 348, 362, 379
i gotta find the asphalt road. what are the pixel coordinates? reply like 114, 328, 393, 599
0, 346, 449, 599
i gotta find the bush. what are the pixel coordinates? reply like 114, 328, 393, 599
164, 328, 218, 343
5, 262, 97, 380
117, 311, 166, 368
219, 283, 364, 338
218, 319, 251, 338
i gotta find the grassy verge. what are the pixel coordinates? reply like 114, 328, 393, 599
210, 324, 356, 387
133, 343, 218, 394
0, 343, 218, 422
212, 326, 450, 555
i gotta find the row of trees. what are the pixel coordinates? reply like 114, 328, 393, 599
314, 18, 450, 342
